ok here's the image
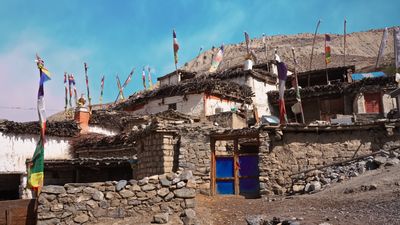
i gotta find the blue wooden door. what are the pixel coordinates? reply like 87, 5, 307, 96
215, 157, 234, 195
238, 155, 259, 196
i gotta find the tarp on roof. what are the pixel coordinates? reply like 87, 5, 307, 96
352, 71, 385, 81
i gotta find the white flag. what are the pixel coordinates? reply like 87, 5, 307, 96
394, 27, 400, 69
376, 27, 388, 68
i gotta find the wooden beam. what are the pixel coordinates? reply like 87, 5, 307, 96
210, 138, 216, 196
233, 138, 239, 195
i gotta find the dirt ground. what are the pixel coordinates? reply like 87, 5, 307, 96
94, 164, 400, 225
196, 164, 400, 225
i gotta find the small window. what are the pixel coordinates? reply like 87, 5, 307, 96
168, 103, 177, 110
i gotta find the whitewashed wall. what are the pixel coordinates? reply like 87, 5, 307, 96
0, 133, 71, 174
205, 96, 244, 116
382, 93, 397, 115
130, 94, 205, 117
224, 75, 277, 117
88, 126, 117, 136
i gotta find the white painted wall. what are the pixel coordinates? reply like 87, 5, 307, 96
354, 93, 366, 113
382, 93, 397, 115
223, 75, 277, 117
0, 133, 71, 174
205, 96, 244, 116
130, 94, 205, 117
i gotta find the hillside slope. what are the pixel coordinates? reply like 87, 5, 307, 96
183, 27, 397, 73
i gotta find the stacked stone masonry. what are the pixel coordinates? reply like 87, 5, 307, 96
258, 128, 400, 196
37, 171, 196, 225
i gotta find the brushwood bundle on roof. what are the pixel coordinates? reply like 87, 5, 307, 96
115, 79, 254, 110
267, 76, 396, 104
192, 62, 275, 84
0, 120, 80, 137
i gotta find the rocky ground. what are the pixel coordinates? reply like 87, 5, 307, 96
92, 160, 400, 225
196, 163, 400, 225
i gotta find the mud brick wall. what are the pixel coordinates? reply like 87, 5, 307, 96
37, 171, 196, 225
258, 128, 400, 196
178, 125, 212, 195
135, 132, 177, 179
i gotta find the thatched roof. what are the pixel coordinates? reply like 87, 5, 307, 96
267, 76, 397, 104
0, 120, 80, 137
115, 78, 254, 110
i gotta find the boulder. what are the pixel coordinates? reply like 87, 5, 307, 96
116, 180, 128, 191
153, 213, 169, 224
119, 190, 135, 198
179, 170, 193, 181
157, 188, 170, 197
141, 184, 156, 191
73, 213, 89, 223
92, 190, 104, 201
41, 185, 66, 194
181, 209, 196, 225
174, 188, 196, 198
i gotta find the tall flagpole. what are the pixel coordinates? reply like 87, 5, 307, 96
292, 47, 305, 124
325, 35, 329, 84
173, 29, 180, 82
84, 63, 92, 112
344, 18, 347, 67
308, 19, 321, 86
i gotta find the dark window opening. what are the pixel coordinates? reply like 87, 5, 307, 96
168, 103, 177, 110
0, 174, 21, 200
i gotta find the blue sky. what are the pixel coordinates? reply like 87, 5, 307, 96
0, 0, 399, 121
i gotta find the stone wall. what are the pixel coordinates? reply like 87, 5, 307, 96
177, 124, 213, 195
258, 127, 400, 195
37, 171, 196, 225
135, 132, 178, 179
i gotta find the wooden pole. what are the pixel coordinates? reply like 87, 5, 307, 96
292, 47, 305, 124
84, 63, 92, 113
325, 36, 329, 84
344, 18, 347, 67
308, 20, 321, 86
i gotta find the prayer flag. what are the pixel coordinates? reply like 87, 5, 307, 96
148, 67, 153, 89
394, 27, 400, 69
116, 75, 124, 100
100, 76, 105, 104
325, 34, 331, 64
64, 72, 68, 110
209, 45, 224, 73
122, 69, 134, 88
277, 59, 288, 124
28, 54, 51, 193
173, 30, 179, 64
142, 68, 147, 89
244, 31, 250, 54
28, 139, 44, 192
376, 28, 388, 68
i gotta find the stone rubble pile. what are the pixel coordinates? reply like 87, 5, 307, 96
291, 148, 400, 194
37, 170, 197, 225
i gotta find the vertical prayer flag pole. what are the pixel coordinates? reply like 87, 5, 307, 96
309, 19, 321, 86
28, 54, 51, 195
142, 67, 147, 90
292, 47, 305, 124
262, 33, 268, 60
344, 18, 347, 67
375, 28, 388, 69
100, 76, 105, 106
325, 34, 331, 84
148, 67, 153, 89
114, 75, 124, 103
68, 74, 73, 107
64, 72, 68, 112
173, 29, 180, 81
84, 62, 92, 112
394, 27, 400, 75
